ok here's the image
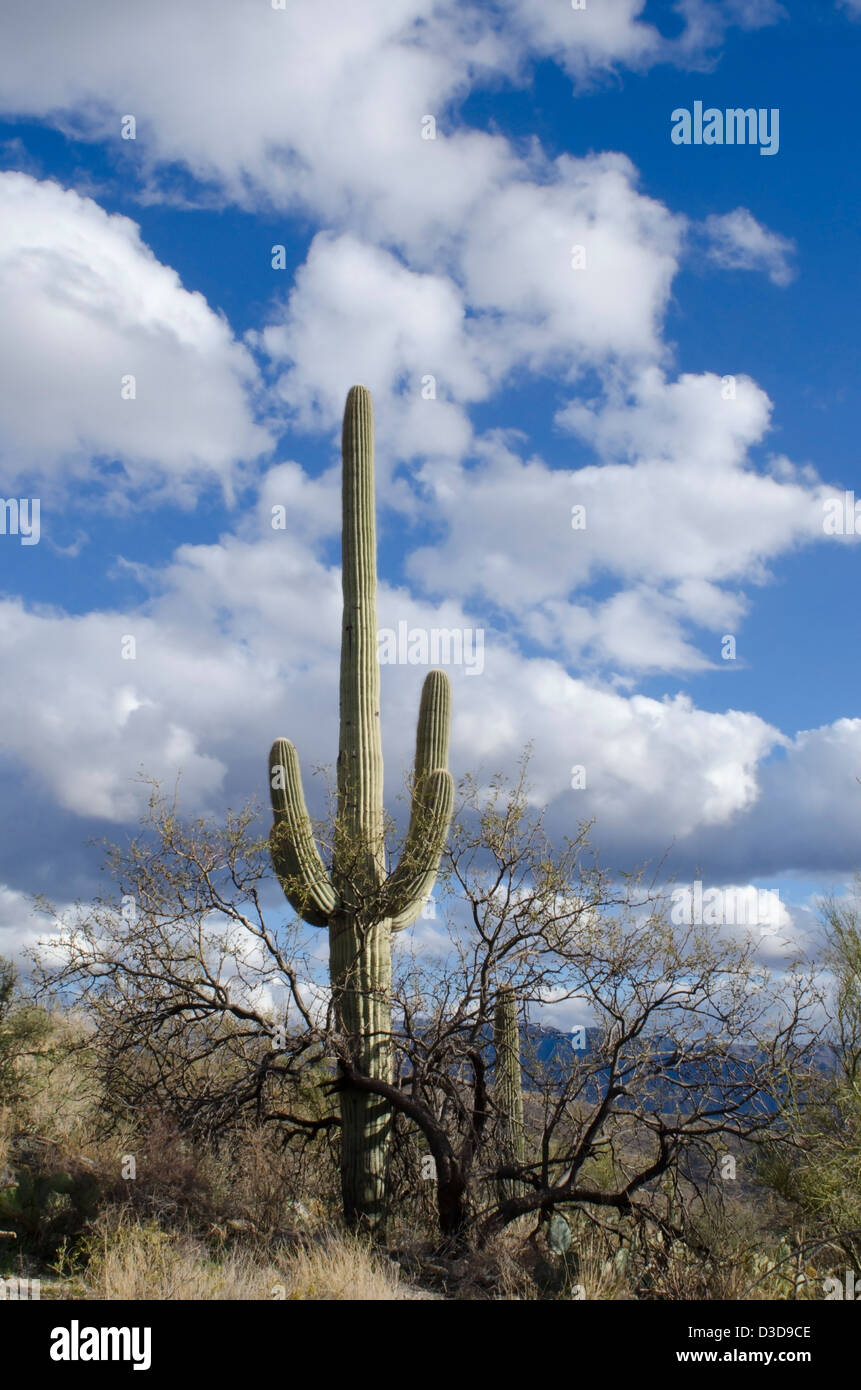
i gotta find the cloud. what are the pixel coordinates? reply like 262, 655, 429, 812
0, 599, 233, 822
0, 2, 785, 225
256, 151, 684, 483
0, 884, 53, 962
454, 153, 682, 371
498, 0, 662, 81
701, 208, 797, 287
689, 720, 861, 880
0, 499, 859, 961
457, 651, 782, 845
0, 12, 791, 527
0, 172, 271, 499
405, 370, 833, 672
259, 233, 485, 470
0, 521, 776, 845
500, 0, 784, 85
0, 1, 508, 234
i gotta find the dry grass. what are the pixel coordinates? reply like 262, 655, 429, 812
21, 1014, 99, 1146
68, 1215, 432, 1301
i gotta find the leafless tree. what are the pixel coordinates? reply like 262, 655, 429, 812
31, 766, 815, 1258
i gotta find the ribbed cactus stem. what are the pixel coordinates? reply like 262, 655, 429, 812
331, 387, 391, 1224
267, 385, 454, 1231
337, 386, 385, 890
494, 986, 525, 1203
329, 911, 392, 1227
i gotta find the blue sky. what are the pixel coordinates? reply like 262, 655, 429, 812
1, 0, 860, 975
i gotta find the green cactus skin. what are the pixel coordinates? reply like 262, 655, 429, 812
493, 985, 525, 1203
268, 385, 453, 1230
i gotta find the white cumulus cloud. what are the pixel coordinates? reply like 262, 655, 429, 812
0, 172, 271, 499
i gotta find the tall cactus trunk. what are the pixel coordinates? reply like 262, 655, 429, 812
494, 985, 525, 1204
268, 386, 454, 1232
331, 388, 391, 1227
329, 913, 392, 1225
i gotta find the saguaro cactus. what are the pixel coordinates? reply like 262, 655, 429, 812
268, 385, 453, 1230
493, 985, 525, 1202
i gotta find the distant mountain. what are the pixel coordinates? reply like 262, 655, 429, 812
515, 1024, 837, 1116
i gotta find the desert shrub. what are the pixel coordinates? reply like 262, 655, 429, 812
758, 888, 861, 1267
0, 1136, 102, 1263
0, 956, 54, 1116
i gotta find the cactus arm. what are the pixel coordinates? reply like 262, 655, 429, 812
269, 738, 337, 927
382, 669, 454, 930
413, 668, 451, 781
385, 769, 454, 929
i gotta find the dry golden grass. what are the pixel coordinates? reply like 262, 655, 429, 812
71, 1216, 433, 1301
19, 1013, 101, 1149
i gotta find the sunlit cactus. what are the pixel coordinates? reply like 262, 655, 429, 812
268, 385, 453, 1230
493, 984, 525, 1202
